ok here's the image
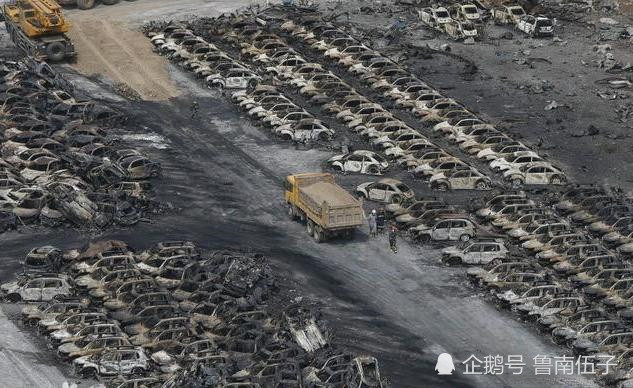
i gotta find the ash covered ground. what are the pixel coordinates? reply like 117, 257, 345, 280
2, 0, 633, 387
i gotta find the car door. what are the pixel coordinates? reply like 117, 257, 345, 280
344, 154, 364, 173
525, 166, 547, 184
368, 183, 387, 202
22, 279, 43, 301
119, 351, 138, 374
464, 243, 482, 264
481, 244, 500, 263
431, 220, 451, 240
41, 279, 63, 300
448, 220, 469, 240
100, 351, 119, 375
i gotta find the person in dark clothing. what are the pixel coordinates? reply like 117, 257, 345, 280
388, 224, 398, 253
376, 208, 386, 233
191, 100, 199, 119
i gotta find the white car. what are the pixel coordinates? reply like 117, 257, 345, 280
1, 276, 71, 302
441, 239, 508, 265
275, 119, 334, 142
429, 169, 492, 191
74, 347, 150, 378
356, 178, 414, 204
206, 69, 261, 89
489, 152, 542, 172
327, 150, 388, 175
503, 163, 566, 187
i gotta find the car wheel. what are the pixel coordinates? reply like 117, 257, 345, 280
446, 256, 462, 266
436, 182, 449, 192
356, 191, 366, 199
7, 294, 21, 303
550, 176, 563, 185
131, 367, 145, 376
332, 164, 344, 173
367, 165, 380, 175
511, 178, 523, 189
418, 234, 431, 243
460, 234, 471, 242
81, 368, 97, 379
390, 195, 402, 204
475, 180, 489, 190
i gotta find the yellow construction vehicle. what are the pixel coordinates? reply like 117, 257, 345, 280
2, 0, 76, 62
58, 0, 134, 10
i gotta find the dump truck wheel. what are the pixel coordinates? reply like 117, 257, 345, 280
314, 227, 324, 243
306, 220, 314, 235
77, 0, 95, 9
103, 0, 120, 4
46, 42, 66, 62
287, 205, 296, 220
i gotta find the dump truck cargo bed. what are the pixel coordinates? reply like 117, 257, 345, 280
285, 173, 364, 242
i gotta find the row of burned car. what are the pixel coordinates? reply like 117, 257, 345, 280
457, 188, 633, 383
418, 4, 554, 40
0, 59, 160, 231
147, 25, 335, 143
189, 13, 498, 192
275, 10, 567, 189
1, 240, 384, 388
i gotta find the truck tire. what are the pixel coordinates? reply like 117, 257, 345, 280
45, 42, 66, 62
314, 227, 324, 243
306, 220, 314, 236
288, 205, 296, 220
103, 0, 120, 4
77, 0, 96, 9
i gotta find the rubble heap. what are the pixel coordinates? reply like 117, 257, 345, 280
1, 240, 386, 387
0, 59, 160, 233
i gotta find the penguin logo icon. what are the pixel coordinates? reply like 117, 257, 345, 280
435, 353, 456, 375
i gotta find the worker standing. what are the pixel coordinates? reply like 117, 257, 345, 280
191, 100, 199, 119
376, 208, 386, 234
368, 209, 377, 237
388, 224, 398, 254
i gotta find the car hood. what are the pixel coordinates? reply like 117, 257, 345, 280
1, 281, 19, 293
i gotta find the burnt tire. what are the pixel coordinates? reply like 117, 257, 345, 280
367, 165, 380, 175
45, 42, 66, 62
390, 195, 402, 205
436, 182, 449, 192
475, 180, 489, 190
550, 176, 563, 185
77, 0, 95, 9
511, 178, 523, 189
81, 367, 97, 379
131, 367, 145, 376
460, 234, 471, 242
306, 220, 314, 235
7, 294, 21, 303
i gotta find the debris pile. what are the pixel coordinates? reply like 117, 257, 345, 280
1, 240, 385, 387
0, 59, 160, 233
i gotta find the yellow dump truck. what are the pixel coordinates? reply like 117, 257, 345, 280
285, 173, 364, 242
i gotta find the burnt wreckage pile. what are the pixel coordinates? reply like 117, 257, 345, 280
0, 59, 160, 232
1, 241, 385, 387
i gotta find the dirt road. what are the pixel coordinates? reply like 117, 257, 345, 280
64, 0, 242, 100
